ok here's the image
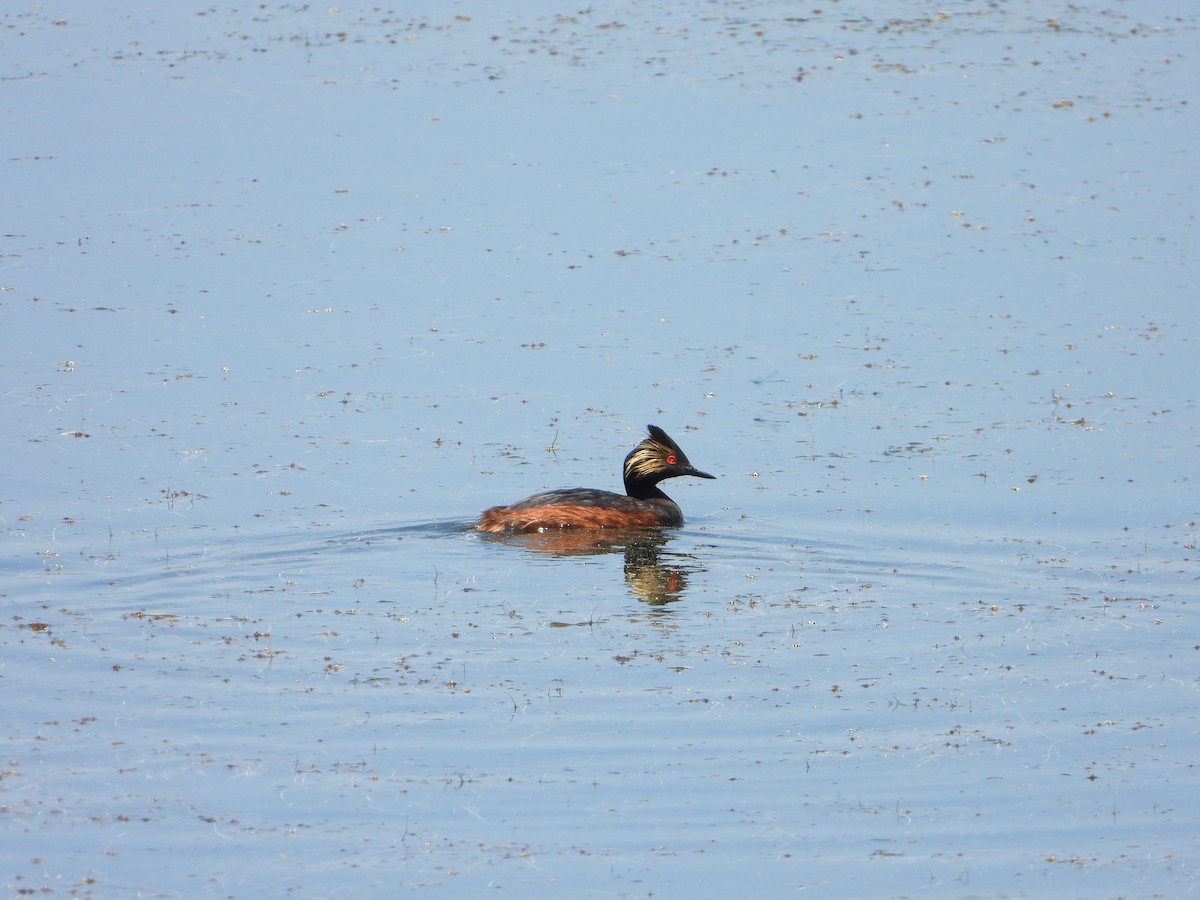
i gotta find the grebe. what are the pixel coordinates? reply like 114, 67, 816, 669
477, 425, 715, 533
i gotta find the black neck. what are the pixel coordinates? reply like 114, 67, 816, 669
624, 475, 670, 501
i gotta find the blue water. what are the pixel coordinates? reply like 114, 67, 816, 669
2, 2, 1197, 896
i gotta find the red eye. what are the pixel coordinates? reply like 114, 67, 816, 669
666, 455, 677, 464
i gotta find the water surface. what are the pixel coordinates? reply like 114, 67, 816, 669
2, 2, 1197, 896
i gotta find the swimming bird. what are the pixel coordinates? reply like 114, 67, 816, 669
477, 425, 715, 532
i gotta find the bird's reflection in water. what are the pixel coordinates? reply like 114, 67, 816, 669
479, 527, 704, 606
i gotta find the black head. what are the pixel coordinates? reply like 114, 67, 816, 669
622, 425, 716, 498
